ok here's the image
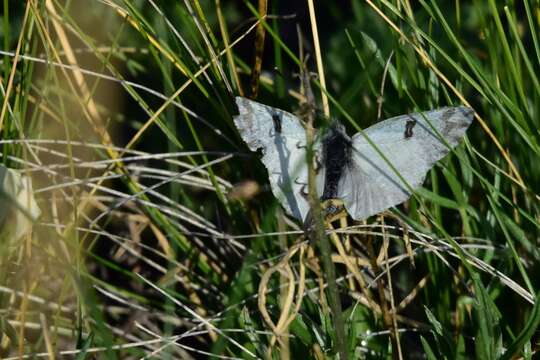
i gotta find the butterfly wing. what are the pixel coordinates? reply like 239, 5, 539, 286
339, 106, 473, 221
234, 97, 319, 221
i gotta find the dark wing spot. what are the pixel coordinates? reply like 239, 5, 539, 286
295, 181, 309, 199
272, 112, 282, 133
404, 118, 417, 139
300, 185, 309, 199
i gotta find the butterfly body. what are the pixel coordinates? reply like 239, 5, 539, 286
234, 97, 473, 222
321, 121, 353, 201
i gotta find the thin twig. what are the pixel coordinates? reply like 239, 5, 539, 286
299, 41, 348, 358
249, 0, 268, 98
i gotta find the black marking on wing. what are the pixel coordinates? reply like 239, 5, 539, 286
272, 113, 282, 133
300, 185, 309, 199
404, 118, 417, 139
314, 151, 322, 175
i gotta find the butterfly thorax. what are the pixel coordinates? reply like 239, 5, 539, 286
321, 121, 352, 200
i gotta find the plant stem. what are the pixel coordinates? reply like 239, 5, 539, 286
301, 69, 348, 360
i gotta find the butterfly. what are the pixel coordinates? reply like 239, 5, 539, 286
233, 97, 473, 222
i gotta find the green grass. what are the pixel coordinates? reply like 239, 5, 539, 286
0, 0, 539, 358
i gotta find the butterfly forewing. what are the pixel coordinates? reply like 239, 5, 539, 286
234, 97, 322, 221
340, 106, 473, 220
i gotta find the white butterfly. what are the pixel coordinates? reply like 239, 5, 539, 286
234, 97, 473, 222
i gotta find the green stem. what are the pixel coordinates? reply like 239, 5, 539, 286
314, 217, 348, 359
303, 82, 348, 359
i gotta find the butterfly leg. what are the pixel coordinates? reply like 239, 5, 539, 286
320, 198, 347, 223
302, 199, 346, 247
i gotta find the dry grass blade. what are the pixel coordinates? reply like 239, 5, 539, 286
44, 0, 116, 155
307, 0, 329, 117
137, 274, 257, 359
249, 0, 267, 98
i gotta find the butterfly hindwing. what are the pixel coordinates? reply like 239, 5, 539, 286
339, 106, 473, 220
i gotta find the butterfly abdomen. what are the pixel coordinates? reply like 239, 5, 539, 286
321, 121, 353, 200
